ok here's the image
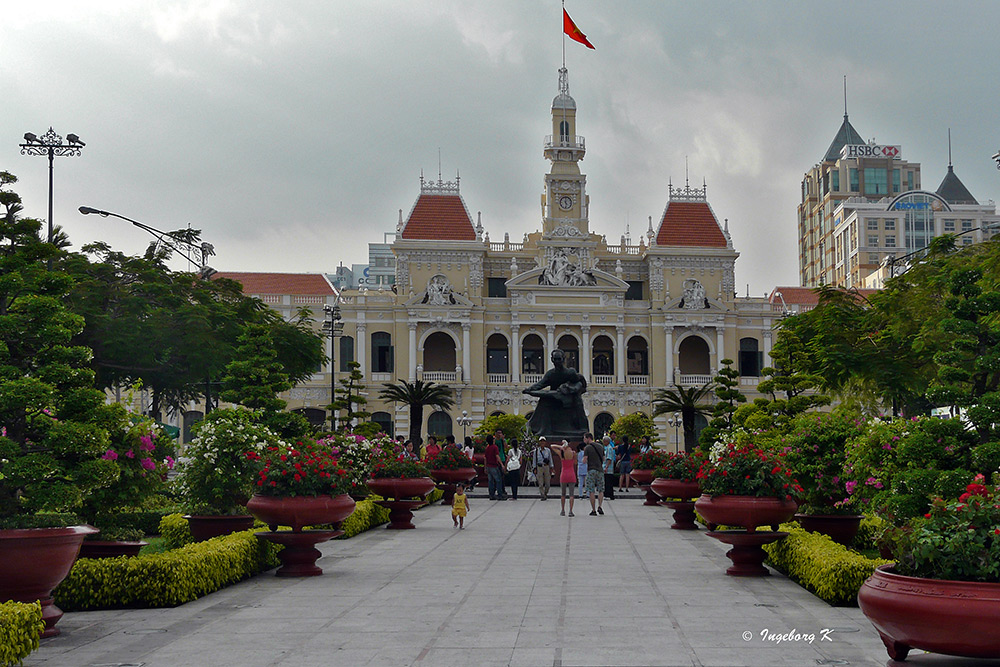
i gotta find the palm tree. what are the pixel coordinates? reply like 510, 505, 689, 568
378, 379, 455, 444
652, 382, 715, 453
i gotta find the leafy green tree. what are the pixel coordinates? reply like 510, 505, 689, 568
698, 359, 746, 447
378, 379, 454, 444
220, 323, 291, 412
473, 413, 528, 443
652, 383, 714, 453
756, 327, 831, 420
0, 172, 116, 525
331, 361, 370, 431
608, 411, 657, 446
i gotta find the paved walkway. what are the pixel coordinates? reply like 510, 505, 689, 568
25, 496, 982, 667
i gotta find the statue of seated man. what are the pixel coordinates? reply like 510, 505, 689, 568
523, 349, 588, 441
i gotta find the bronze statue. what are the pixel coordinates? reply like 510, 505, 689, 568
523, 349, 588, 441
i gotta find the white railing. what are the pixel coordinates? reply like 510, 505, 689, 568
293, 296, 323, 304
421, 371, 457, 382
739, 377, 760, 386
603, 244, 644, 255
370, 372, 392, 382
487, 373, 510, 384
522, 373, 544, 385
627, 375, 649, 386
543, 135, 585, 150
678, 374, 713, 386
488, 242, 525, 252
592, 374, 615, 385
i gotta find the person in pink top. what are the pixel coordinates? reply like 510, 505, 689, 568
552, 439, 577, 517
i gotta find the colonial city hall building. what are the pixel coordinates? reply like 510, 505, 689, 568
217, 69, 790, 450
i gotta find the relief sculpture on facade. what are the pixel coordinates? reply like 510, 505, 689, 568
539, 248, 596, 286
680, 279, 707, 309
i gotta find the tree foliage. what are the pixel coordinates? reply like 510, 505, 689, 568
378, 379, 454, 444
652, 383, 714, 453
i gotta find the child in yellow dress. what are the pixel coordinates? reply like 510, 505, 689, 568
452, 483, 470, 529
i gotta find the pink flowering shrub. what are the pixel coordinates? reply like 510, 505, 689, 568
781, 412, 864, 514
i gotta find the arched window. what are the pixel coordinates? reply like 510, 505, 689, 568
592, 335, 614, 376
593, 412, 615, 439
626, 336, 648, 376
559, 120, 570, 144
522, 334, 544, 375
293, 407, 326, 428
558, 334, 579, 372
427, 411, 453, 438
423, 331, 456, 371
371, 411, 393, 438
490, 411, 506, 417
678, 336, 711, 375
339, 336, 354, 372
486, 333, 509, 375
372, 332, 393, 373
739, 337, 762, 377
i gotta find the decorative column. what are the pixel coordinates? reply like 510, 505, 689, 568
763, 329, 773, 366
408, 323, 417, 381
615, 326, 626, 384
665, 325, 674, 386
581, 325, 591, 379
545, 324, 556, 359
462, 323, 471, 383
511, 325, 520, 383
716, 326, 726, 370
356, 324, 367, 378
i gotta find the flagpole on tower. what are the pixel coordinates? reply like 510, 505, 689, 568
561, 0, 566, 68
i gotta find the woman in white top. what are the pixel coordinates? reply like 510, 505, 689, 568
462, 436, 476, 461
505, 439, 523, 500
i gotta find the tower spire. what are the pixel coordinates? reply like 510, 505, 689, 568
843, 75, 848, 118
948, 128, 953, 167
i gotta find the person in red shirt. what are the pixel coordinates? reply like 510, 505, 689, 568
425, 436, 441, 460
484, 435, 506, 501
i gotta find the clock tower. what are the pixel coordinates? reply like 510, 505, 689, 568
542, 67, 589, 238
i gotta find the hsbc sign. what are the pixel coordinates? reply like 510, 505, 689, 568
840, 144, 902, 160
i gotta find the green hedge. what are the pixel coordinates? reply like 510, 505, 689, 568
338, 499, 390, 537
54, 528, 280, 611
0, 601, 44, 667
763, 523, 891, 606
159, 513, 194, 550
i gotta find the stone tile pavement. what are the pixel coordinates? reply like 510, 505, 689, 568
25, 495, 998, 666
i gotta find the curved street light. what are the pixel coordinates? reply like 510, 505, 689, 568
322, 302, 344, 430
79, 206, 216, 279
457, 410, 473, 440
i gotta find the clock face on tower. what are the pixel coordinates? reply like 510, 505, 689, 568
558, 195, 573, 210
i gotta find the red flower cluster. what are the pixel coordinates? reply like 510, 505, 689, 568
697, 444, 803, 500
250, 441, 354, 498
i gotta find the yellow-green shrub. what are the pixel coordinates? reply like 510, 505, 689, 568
339, 499, 390, 538
158, 512, 194, 550
54, 528, 280, 611
851, 514, 887, 550
0, 601, 44, 667
763, 523, 891, 606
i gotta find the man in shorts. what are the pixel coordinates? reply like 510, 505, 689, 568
582, 432, 605, 515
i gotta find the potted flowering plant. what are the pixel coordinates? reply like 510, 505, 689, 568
425, 445, 477, 505
367, 443, 435, 529
246, 440, 356, 531
175, 408, 282, 540
650, 451, 706, 530
78, 408, 176, 557
694, 440, 802, 530
629, 449, 674, 506
781, 412, 865, 545
859, 475, 1000, 661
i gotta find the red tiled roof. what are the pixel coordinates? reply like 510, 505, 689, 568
400, 193, 476, 241
655, 201, 728, 248
214, 272, 333, 296
769, 286, 878, 306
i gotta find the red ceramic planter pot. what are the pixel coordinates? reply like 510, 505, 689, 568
184, 515, 255, 541
247, 494, 356, 533
367, 477, 437, 500
650, 478, 701, 501
694, 494, 798, 532
0, 525, 99, 637
430, 468, 478, 505
794, 513, 863, 546
629, 469, 662, 506
859, 565, 1000, 661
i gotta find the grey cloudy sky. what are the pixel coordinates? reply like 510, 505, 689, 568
4, 1, 998, 295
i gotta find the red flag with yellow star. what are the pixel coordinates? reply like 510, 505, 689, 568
563, 9, 595, 49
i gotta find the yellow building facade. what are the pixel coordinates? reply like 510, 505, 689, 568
325, 68, 785, 449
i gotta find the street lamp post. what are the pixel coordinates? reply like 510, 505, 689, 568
667, 411, 680, 449
457, 410, 473, 440
323, 303, 344, 431
20, 128, 85, 261
79, 207, 216, 279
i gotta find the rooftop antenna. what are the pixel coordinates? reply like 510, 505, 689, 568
438, 148, 442, 183
843, 75, 848, 118
685, 156, 690, 188
948, 128, 953, 167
